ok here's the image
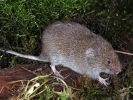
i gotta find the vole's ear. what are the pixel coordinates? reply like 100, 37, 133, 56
85, 48, 97, 58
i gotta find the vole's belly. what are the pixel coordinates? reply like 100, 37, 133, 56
49, 53, 88, 75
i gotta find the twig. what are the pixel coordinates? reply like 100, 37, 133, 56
115, 50, 133, 56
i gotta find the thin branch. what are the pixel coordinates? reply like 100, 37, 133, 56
115, 50, 133, 56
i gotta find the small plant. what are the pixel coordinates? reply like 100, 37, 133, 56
21, 75, 53, 100
12, 75, 77, 100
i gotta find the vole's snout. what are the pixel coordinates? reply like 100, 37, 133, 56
110, 66, 121, 74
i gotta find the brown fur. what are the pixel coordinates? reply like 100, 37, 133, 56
41, 21, 121, 80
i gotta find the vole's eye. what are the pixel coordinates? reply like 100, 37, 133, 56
107, 60, 111, 65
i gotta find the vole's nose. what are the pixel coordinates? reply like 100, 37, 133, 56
110, 66, 121, 74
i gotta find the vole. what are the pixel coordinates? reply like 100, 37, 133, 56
0, 21, 121, 86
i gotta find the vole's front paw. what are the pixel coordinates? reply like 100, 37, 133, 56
98, 76, 109, 86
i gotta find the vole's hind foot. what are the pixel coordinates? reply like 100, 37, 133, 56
98, 76, 109, 86
50, 64, 64, 79
59, 69, 70, 78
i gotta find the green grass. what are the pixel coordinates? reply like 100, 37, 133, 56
0, 0, 132, 58
0, 0, 92, 65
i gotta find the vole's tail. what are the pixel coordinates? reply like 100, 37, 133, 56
0, 48, 44, 62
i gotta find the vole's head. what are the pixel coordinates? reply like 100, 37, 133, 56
85, 42, 121, 75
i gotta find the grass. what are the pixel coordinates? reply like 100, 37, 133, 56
0, 0, 92, 66
0, 0, 132, 65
